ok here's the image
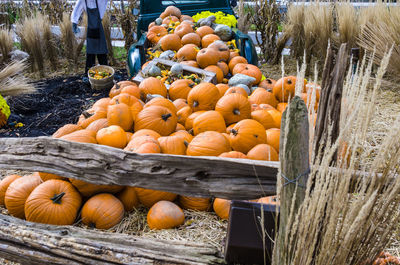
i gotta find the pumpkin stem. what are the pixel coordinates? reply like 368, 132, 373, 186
189, 83, 195, 88
51, 192, 65, 204
115, 98, 120, 104
193, 101, 199, 107
162, 113, 172, 121
233, 109, 240, 115
231, 129, 238, 136
89, 222, 96, 228
184, 140, 189, 147
82, 111, 93, 119
266, 79, 272, 84
287, 79, 292, 85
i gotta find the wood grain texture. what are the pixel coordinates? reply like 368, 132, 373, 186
0, 213, 223, 265
0, 137, 279, 200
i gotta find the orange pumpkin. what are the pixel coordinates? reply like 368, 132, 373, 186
224, 86, 248, 97
170, 130, 193, 143
201, 34, 220, 48
144, 97, 177, 114
159, 33, 182, 51
158, 135, 188, 155
180, 14, 194, 22
219, 151, 248, 159
187, 83, 220, 111
251, 109, 276, 130
125, 135, 161, 153
258, 196, 279, 205
173, 98, 188, 111
117, 186, 139, 212
148, 22, 156, 30
77, 109, 107, 129
193, 111, 226, 135
267, 109, 282, 128
96, 125, 127, 148
109, 81, 137, 98
38, 172, 67, 182
147, 200, 185, 229
176, 44, 199, 61
215, 93, 251, 125
186, 131, 231, 156
229, 119, 267, 153
216, 84, 230, 97
179, 196, 211, 211
92, 97, 111, 111
252, 103, 275, 111
300, 93, 319, 111
135, 187, 177, 208
130, 101, 144, 122
0, 174, 22, 205
208, 41, 230, 62
249, 87, 278, 108
5, 174, 42, 219
276, 102, 288, 113
69, 178, 123, 197
196, 25, 214, 38
226, 123, 236, 133
107, 102, 134, 131
24, 179, 82, 225
196, 48, 220, 68
126, 132, 133, 142
81, 193, 124, 229
247, 144, 279, 161
52, 124, 82, 138
229, 50, 240, 61
217, 61, 229, 76
160, 6, 181, 19
177, 106, 193, 125
184, 111, 206, 131
266, 128, 280, 154
121, 85, 141, 99
259, 78, 276, 92
213, 198, 231, 219
228, 56, 248, 73
110, 93, 140, 107
134, 106, 177, 136
232, 63, 262, 85
304, 82, 321, 102
174, 23, 194, 38
86, 118, 109, 133
181, 32, 201, 46
176, 122, 187, 132
139, 77, 168, 101
204, 65, 224, 83
169, 79, 195, 101
180, 60, 199, 68
272, 76, 297, 102
148, 26, 168, 44
60, 129, 97, 144
131, 129, 161, 140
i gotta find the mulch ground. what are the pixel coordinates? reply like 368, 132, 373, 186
0, 69, 128, 138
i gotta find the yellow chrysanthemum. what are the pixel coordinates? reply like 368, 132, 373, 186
192, 11, 237, 28
0, 93, 10, 127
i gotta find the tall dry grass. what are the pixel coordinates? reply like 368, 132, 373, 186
102, 12, 115, 65
281, 4, 305, 60
0, 28, 13, 63
335, 2, 360, 49
0, 60, 36, 97
272, 48, 400, 264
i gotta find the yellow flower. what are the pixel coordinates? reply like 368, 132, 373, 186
15, 122, 23, 128
0, 93, 10, 127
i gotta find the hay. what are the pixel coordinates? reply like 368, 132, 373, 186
0, 28, 13, 63
0, 60, 36, 97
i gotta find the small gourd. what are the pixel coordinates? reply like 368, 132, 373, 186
155, 17, 163, 25
197, 15, 216, 27
148, 64, 162, 77
228, 74, 256, 87
214, 24, 232, 41
170, 63, 183, 76
159, 50, 175, 60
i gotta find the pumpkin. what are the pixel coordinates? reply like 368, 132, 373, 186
276, 103, 288, 113
215, 93, 251, 125
86, 118, 109, 133
117, 186, 139, 212
232, 63, 262, 85
96, 125, 127, 148
177, 106, 193, 125
169, 79, 195, 101
159, 34, 182, 51
131, 129, 161, 140
77, 109, 107, 129
201, 34, 220, 48
228, 56, 248, 73
224, 86, 249, 97
38, 172, 67, 182
258, 196, 279, 205
267, 109, 282, 128
24, 180, 82, 225
196, 48, 220, 68
272, 76, 297, 102
247, 144, 279, 161
193, 111, 226, 135
92, 97, 111, 111
180, 60, 199, 68
187, 131, 230, 156
187, 83, 220, 111
109, 81, 136, 98
125, 135, 161, 154
179, 196, 211, 211
229, 51, 240, 61
130, 101, 144, 122
181, 32, 201, 46
265, 128, 280, 154
148, 22, 156, 30
196, 25, 214, 38
173, 98, 188, 111
135, 106, 177, 136
162, 15, 179, 25
121, 85, 141, 99
170, 130, 193, 143
136, 188, 177, 208
213, 198, 231, 219
0, 174, 22, 205
174, 23, 194, 38
69, 178, 123, 197
226, 123, 236, 133
160, 6, 181, 19
251, 109, 276, 130
5, 174, 42, 219
208, 41, 230, 62
184, 111, 205, 131
60, 129, 97, 144
107, 102, 134, 131
158, 135, 188, 155
144, 97, 177, 114
126, 132, 133, 142
217, 61, 229, 76
300, 93, 319, 111
249, 88, 278, 108
180, 14, 194, 22
251, 103, 275, 111
259, 78, 276, 92
52, 124, 82, 138
148, 26, 168, 44
229, 119, 267, 153
139, 77, 168, 101
110, 93, 140, 108
204, 65, 224, 83
219, 151, 248, 159
147, 200, 185, 230
304, 82, 321, 102
216, 84, 230, 97
81, 193, 124, 229
175, 123, 184, 132
176, 44, 199, 61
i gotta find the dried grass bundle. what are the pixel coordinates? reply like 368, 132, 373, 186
110, 0, 138, 51
0, 28, 13, 63
282, 4, 305, 59
102, 12, 115, 65
0, 60, 36, 97
272, 49, 400, 264
41, 17, 59, 70
335, 2, 360, 49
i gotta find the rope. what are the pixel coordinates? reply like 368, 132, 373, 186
281, 168, 310, 189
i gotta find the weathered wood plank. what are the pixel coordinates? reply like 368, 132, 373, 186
0, 137, 279, 200
0, 213, 224, 265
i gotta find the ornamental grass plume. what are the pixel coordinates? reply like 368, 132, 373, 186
0, 59, 35, 97
0, 28, 14, 63
335, 2, 360, 49
272, 47, 400, 264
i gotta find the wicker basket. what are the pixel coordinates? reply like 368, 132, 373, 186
88, 65, 115, 91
